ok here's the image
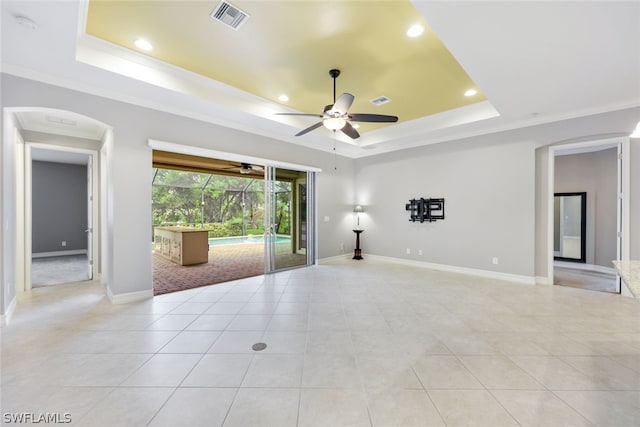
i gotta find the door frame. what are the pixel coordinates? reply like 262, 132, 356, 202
148, 139, 321, 275
21, 143, 99, 290
546, 137, 630, 293
264, 167, 316, 273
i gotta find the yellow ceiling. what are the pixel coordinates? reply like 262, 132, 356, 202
86, 0, 485, 135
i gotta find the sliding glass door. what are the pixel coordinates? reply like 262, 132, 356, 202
265, 166, 315, 272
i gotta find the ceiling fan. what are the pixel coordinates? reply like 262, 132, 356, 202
276, 69, 399, 139
220, 162, 264, 175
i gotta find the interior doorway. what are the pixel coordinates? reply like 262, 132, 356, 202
550, 141, 626, 294
26, 144, 98, 288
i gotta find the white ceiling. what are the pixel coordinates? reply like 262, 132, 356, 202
31, 147, 90, 165
2, 1, 639, 159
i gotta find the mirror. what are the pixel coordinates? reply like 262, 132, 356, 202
554, 192, 586, 262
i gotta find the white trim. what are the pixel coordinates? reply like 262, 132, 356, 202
364, 254, 536, 285
148, 139, 322, 173
107, 288, 153, 305
32, 249, 88, 258
0, 297, 17, 327
319, 254, 353, 263
536, 276, 553, 286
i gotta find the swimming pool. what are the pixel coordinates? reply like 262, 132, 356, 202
208, 235, 291, 246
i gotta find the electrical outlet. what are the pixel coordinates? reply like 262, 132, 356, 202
340, 243, 344, 251
406, 248, 411, 255
418, 249, 423, 256
492, 257, 499, 265
61, 241, 67, 247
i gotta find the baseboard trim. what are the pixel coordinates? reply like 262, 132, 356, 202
0, 296, 17, 327
536, 276, 553, 286
32, 249, 87, 258
360, 254, 536, 285
107, 287, 153, 304
319, 254, 352, 263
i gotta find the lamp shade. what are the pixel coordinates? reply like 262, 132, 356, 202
353, 205, 364, 213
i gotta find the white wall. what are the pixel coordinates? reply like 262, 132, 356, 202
1, 74, 355, 302
356, 134, 536, 278
1, 112, 18, 323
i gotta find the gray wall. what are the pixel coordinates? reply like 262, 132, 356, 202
2, 72, 640, 312
355, 134, 536, 277
555, 148, 618, 267
32, 161, 88, 254
1, 73, 356, 299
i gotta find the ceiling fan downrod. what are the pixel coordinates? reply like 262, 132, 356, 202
329, 69, 340, 104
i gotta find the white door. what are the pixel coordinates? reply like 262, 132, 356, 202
86, 156, 94, 279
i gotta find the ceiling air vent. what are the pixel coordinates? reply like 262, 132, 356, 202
210, 1, 249, 31
370, 96, 391, 106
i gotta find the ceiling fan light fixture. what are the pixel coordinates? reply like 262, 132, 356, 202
323, 117, 346, 131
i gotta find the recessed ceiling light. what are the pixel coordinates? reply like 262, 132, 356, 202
134, 39, 153, 51
407, 24, 424, 38
278, 94, 289, 102
464, 89, 478, 97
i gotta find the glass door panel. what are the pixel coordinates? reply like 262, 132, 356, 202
265, 166, 314, 272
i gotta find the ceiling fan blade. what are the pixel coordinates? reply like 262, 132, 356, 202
276, 113, 323, 117
295, 121, 324, 136
348, 113, 399, 123
341, 121, 360, 139
332, 93, 355, 114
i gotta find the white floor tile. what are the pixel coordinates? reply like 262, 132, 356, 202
429, 389, 519, 427
367, 388, 445, 427
182, 354, 253, 387
158, 330, 221, 353
223, 388, 299, 427
412, 355, 483, 389
121, 353, 201, 387
491, 390, 594, 427
77, 387, 173, 427
186, 314, 235, 331
241, 354, 303, 387
458, 355, 544, 389
298, 388, 371, 427
5, 260, 640, 427
302, 353, 361, 388
554, 390, 640, 426
148, 388, 236, 427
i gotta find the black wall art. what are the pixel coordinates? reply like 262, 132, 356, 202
405, 198, 445, 223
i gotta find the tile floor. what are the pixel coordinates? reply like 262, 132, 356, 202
2, 258, 640, 426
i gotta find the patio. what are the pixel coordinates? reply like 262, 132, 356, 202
152, 242, 305, 295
